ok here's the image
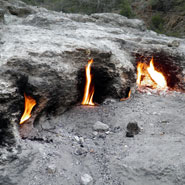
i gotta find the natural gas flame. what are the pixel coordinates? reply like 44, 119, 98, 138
120, 89, 131, 101
20, 93, 36, 124
128, 89, 131, 98
147, 58, 167, 89
137, 57, 167, 90
81, 59, 95, 106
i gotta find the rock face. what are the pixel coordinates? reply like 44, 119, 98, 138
0, 0, 184, 151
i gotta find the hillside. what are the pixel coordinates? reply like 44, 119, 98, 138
22, 0, 185, 38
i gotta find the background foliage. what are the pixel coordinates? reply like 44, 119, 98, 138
22, 0, 185, 38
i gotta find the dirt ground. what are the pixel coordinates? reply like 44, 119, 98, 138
1, 91, 185, 185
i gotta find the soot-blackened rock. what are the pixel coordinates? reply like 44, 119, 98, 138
126, 122, 140, 137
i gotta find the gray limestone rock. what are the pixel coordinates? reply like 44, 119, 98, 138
93, 121, 109, 132
80, 174, 93, 185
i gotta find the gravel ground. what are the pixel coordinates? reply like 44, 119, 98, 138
1, 91, 185, 185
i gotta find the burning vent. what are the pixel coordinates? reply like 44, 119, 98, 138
20, 93, 36, 124
78, 58, 128, 104
137, 57, 167, 90
135, 52, 184, 92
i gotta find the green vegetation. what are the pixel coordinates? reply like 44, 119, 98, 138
166, 31, 182, 38
150, 14, 164, 33
149, 0, 185, 12
22, 0, 135, 17
21, 0, 185, 38
119, 0, 134, 18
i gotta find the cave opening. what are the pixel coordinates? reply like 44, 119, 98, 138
78, 65, 117, 105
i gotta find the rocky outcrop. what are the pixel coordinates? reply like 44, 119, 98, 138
0, 0, 184, 149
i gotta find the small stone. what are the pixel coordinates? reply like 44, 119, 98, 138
74, 148, 87, 156
74, 136, 84, 144
113, 126, 121, 133
105, 131, 110, 134
126, 122, 140, 137
79, 137, 84, 144
80, 174, 93, 185
98, 133, 106, 139
46, 164, 56, 174
89, 149, 94, 153
168, 40, 180, 48
93, 131, 98, 136
74, 136, 80, 142
93, 121, 109, 132
103, 98, 116, 105
160, 132, 165, 136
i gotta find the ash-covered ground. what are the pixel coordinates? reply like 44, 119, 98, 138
1, 92, 185, 185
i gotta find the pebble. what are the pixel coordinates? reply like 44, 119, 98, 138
80, 174, 93, 185
105, 131, 110, 135
46, 164, 57, 174
74, 147, 87, 156
93, 131, 98, 136
103, 98, 116, 105
168, 40, 180, 48
74, 136, 80, 142
74, 136, 84, 144
98, 133, 106, 139
79, 137, 84, 144
93, 121, 109, 132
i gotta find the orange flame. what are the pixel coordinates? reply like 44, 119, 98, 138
120, 89, 131, 101
137, 57, 167, 90
81, 59, 95, 106
128, 89, 131, 98
20, 93, 36, 124
147, 58, 167, 89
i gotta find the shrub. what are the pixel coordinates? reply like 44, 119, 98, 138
150, 14, 164, 33
119, 0, 134, 18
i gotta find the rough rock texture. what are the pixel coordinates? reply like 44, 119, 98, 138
0, 0, 185, 184
126, 122, 140, 137
93, 121, 109, 132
